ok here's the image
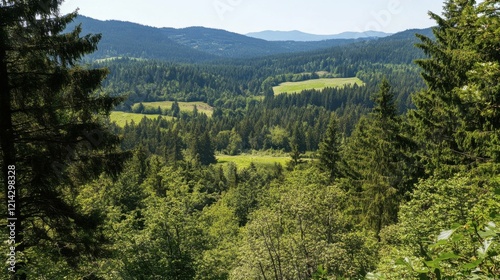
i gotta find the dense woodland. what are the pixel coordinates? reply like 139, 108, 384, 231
1, 0, 500, 279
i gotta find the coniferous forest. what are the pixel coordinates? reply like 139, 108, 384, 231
1, 0, 500, 279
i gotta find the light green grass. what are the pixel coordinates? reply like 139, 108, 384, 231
273, 77, 364, 95
217, 154, 289, 169
141, 101, 214, 116
110, 111, 169, 127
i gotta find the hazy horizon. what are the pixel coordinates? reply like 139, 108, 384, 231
60, 0, 445, 35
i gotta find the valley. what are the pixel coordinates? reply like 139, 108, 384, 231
5, 3, 500, 279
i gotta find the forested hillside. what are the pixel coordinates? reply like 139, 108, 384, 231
1, 0, 499, 279
69, 16, 377, 61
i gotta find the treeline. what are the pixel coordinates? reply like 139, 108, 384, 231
111, 103, 332, 158
98, 59, 245, 110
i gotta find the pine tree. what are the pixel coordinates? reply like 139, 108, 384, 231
0, 1, 124, 276
171, 100, 181, 118
189, 131, 216, 166
165, 128, 184, 164
318, 113, 342, 181
199, 131, 217, 165
373, 78, 397, 121
344, 80, 409, 240
410, 0, 500, 174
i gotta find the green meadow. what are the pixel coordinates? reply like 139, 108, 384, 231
141, 101, 214, 116
110, 111, 168, 127
273, 77, 364, 95
217, 154, 290, 169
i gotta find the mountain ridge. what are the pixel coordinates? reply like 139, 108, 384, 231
69, 15, 431, 63
246, 30, 392, 41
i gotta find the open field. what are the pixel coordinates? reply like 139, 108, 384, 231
273, 77, 364, 95
217, 154, 290, 169
110, 111, 169, 127
141, 101, 214, 116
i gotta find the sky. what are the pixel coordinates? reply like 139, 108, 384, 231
60, 0, 445, 35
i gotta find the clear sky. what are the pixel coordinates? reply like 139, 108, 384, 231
60, 0, 445, 35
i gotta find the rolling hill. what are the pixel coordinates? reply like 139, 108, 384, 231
68, 16, 378, 62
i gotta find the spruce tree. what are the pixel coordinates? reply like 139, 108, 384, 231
199, 131, 217, 165
165, 128, 184, 164
0, 1, 124, 276
318, 113, 342, 181
344, 80, 409, 240
373, 78, 397, 121
189, 131, 216, 166
410, 0, 500, 174
171, 100, 181, 118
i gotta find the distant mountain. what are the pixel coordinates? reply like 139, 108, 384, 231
67, 16, 218, 63
246, 30, 392, 41
68, 16, 376, 62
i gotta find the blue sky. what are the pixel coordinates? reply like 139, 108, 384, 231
60, 0, 445, 35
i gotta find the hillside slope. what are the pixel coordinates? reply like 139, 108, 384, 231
69, 16, 376, 61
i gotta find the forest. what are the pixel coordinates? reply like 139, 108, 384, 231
1, 0, 499, 279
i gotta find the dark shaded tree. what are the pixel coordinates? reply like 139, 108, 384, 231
189, 131, 216, 166
171, 100, 181, 118
344, 80, 412, 240
0, 1, 124, 276
318, 113, 342, 181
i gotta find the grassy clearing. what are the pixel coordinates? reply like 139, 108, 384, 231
141, 101, 214, 116
217, 154, 290, 169
110, 111, 169, 127
273, 77, 364, 95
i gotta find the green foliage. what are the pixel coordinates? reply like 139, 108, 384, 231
344, 79, 415, 239
196, 201, 240, 280
374, 169, 500, 279
188, 131, 217, 165
0, 1, 126, 277
410, 0, 500, 175
318, 113, 342, 181
172, 100, 181, 117
231, 167, 379, 279
9, 0, 500, 278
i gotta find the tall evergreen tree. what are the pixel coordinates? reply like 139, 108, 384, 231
165, 128, 184, 164
199, 131, 217, 165
0, 1, 124, 276
171, 100, 181, 118
189, 131, 216, 166
318, 113, 342, 181
344, 80, 410, 240
410, 0, 500, 174
373, 78, 397, 121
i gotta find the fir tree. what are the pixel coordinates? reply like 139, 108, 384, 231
373, 78, 397, 121
344, 80, 409, 240
0, 1, 124, 276
189, 131, 216, 166
410, 0, 500, 174
318, 113, 342, 181
171, 100, 181, 118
